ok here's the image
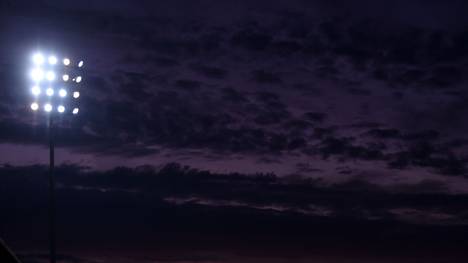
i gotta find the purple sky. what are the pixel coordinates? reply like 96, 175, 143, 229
2, 0, 468, 192
1, 0, 468, 262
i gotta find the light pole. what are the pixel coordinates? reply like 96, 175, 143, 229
29, 52, 83, 263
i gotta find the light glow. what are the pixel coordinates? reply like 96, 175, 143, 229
33, 53, 45, 65
59, 89, 67, 97
31, 85, 41, 95
48, 56, 58, 65
46, 88, 54, 96
44, 103, 52, 112
31, 68, 44, 82
46, 71, 56, 81
31, 102, 39, 111
29, 52, 83, 117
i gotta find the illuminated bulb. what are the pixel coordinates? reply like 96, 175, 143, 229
57, 105, 65, 113
44, 103, 52, 112
46, 88, 54, 96
33, 53, 44, 65
59, 89, 67, 97
63, 58, 70, 66
75, 76, 82, 83
78, 60, 84, 67
46, 71, 56, 81
31, 85, 41, 95
73, 91, 80, 98
31, 68, 44, 82
31, 102, 39, 111
72, 108, 79, 114
48, 56, 57, 65
62, 74, 69, 81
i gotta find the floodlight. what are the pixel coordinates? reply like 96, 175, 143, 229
31, 85, 41, 95
46, 87, 54, 96
31, 68, 44, 82
59, 89, 67, 97
33, 53, 45, 65
31, 102, 39, 111
44, 103, 52, 112
46, 71, 56, 81
48, 56, 58, 65
28, 50, 85, 263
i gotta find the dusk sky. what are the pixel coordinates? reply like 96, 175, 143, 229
1, 1, 468, 262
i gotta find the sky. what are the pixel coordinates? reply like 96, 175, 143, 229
1, 0, 468, 262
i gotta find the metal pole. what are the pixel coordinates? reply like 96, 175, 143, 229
48, 115, 56, 263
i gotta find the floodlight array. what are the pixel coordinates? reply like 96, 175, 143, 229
29, 52, 83, 115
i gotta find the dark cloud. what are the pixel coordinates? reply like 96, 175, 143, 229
303, 112, 327, 123
2, 163, 468, 232
387, 141, 467, 176
254, 111, 286, 126
402, 130, 440, 141
428, 66, 463, 87
231, 29, 272, 51
311, 127, 335, 139
189, 63, 228, 79
315, 65, 340, 79
270, 40, 303, 55
318, 136, 385, 161
254, 91, 280, 102
251, 69, 282, 84
219, 87, 247, 102
3, 163, 468, 261
346, 87, 372, 96
137, 55, 180, 68
115, 71, 152, 101
283, 119, 312, 131
174, 79, 202, 91
367, 128, 401, 139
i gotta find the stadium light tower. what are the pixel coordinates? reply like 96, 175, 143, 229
28, 51, 83, 263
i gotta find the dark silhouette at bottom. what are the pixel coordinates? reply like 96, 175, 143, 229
0, 238, 21, 263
